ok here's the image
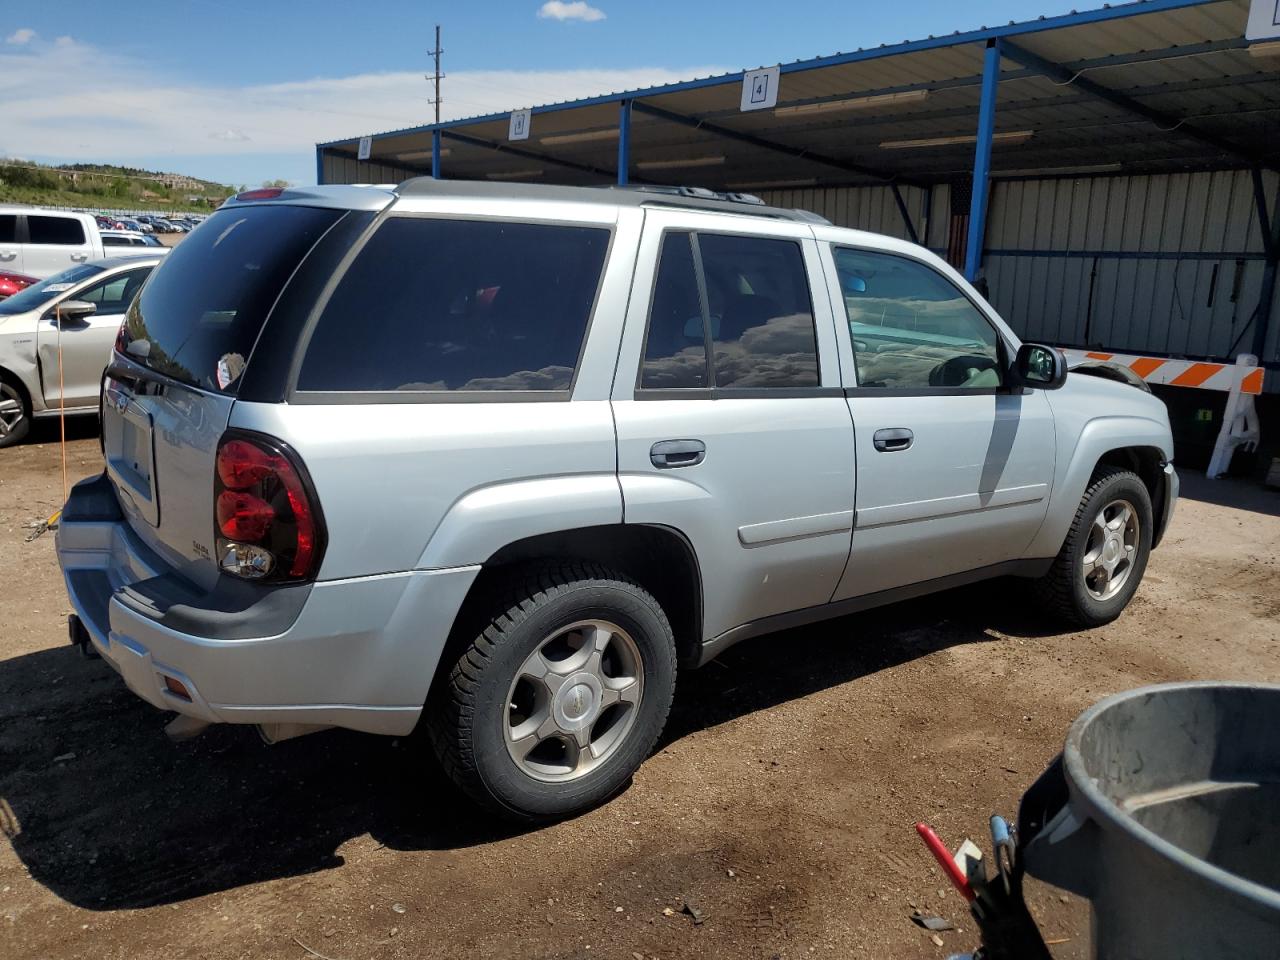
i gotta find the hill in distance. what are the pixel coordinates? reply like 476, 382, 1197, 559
0, 159, 238, 212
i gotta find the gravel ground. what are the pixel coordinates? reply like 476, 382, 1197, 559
1, 423, 1277, 960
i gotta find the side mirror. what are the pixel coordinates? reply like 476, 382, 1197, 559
50, 300, 97, 324
1014, 342, 1067, 390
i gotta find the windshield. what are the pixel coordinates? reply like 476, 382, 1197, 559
119, 204, 341, 393
0, 263, 104, 315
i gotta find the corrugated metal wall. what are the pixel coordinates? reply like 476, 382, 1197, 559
761, 171, 1279, 370
984, 170, 1278, 367
320, 152, 418, 186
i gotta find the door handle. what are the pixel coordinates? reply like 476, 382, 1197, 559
70, 253, 88, 262
0, 251, 15, 261
650, 439, 706, 469
872, 427, 914, 452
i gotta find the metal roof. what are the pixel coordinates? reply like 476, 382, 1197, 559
318, 0, 1280, 188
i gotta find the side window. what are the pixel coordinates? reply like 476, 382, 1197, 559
639, 233, 707, 389
833, 248, 1003, 389
637, 231, 820, 392
697, 234, 818, 388
28, 216, 86, 246
102, 235, 127, 246
76, 268, 151, 313
298, 217, 610, 393
0, 214, 17, 243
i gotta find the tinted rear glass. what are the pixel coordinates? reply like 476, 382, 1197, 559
298, 217, 610, 393
119, 204, 340, 393
28, 215, 86, 245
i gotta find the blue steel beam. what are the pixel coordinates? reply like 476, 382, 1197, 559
618, 99, 632, 185
432, 130, 442, 179
317, 0, 1218, 151
965, 39, 1001, 283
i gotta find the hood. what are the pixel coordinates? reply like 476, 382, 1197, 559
1058, 364, 1172, 426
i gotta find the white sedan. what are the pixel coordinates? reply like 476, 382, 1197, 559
0, 255, 163, 447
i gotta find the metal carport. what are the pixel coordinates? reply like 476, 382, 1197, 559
317, 0, 1280, 411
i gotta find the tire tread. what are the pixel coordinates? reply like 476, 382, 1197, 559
427, 561, 674, 819
1033, 464, 1144, 627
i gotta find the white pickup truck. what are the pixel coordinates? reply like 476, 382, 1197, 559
0, 207, 165, 278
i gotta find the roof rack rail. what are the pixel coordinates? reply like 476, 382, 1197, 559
608, 184, 766, 206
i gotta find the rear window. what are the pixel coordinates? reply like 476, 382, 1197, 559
297, 217, 610, 394
28, 215, 86, 245
119, 204, 340, 393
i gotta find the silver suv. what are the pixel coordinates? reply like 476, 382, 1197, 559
56, 181, 1177, 820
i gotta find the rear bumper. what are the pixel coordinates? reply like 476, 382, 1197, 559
56, 474, 479, 736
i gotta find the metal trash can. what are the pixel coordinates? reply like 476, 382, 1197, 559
1018, 682, 1280, 959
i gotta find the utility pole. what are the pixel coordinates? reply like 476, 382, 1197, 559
428, 24, 444, 124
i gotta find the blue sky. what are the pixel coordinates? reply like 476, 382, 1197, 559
4, 0, 1101, 187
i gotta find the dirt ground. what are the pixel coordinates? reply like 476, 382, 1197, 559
1, 421, 1277, 960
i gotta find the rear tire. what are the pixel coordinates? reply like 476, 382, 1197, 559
1033, 465, 1153, 628
0, 375, 31, 449
427, 562, 677, 822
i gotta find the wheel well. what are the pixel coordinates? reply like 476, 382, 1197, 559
1096, 445, 1167, 539
0, 365, 31, 407
455, 525, 704, 668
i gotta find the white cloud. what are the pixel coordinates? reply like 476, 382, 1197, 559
0, 37, 723, 180
537, 2, 606, 23
54, 35, 74, 48
6, 28, 36, 44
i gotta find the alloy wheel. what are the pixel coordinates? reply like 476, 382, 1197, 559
504, 619, 644, 782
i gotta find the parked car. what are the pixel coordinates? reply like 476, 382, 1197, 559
0, 269, 37, 300
116, 217, 152, 234
1, 207, 150, 278
0, 255, 161, 445
56, 182, 1176, 821
100, 229, 169, 250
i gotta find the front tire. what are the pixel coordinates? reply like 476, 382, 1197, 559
1034, 465, 1153, 628
427, 562, 677, 822
0, 375, 31, 449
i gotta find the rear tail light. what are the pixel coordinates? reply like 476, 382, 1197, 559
214, 432, 324, 581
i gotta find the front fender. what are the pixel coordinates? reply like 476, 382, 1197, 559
1026, 415, 1173, 559
416, 473, 623, 570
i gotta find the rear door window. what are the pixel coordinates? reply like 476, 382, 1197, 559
639, 233, 707, 389
119, 204, 341, 393
0, 214, 16, 243
698, 233, 818, 388
28, 215, 86, 245
297, 217, 610, 394
637, 230, 820, 392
